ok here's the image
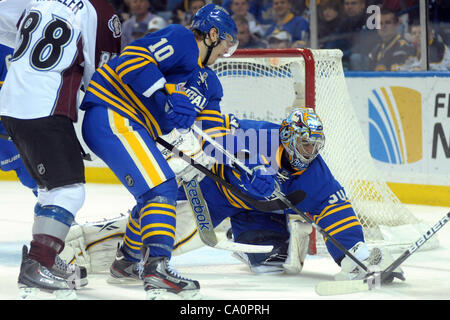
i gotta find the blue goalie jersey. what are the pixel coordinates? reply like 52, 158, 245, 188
191, 119, 365, 262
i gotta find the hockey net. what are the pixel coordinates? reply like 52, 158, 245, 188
211, 48, 438, 254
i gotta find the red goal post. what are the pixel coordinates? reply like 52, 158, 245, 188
212, 48, 436, 255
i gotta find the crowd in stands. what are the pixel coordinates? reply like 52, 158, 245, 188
108, 0, 450, 71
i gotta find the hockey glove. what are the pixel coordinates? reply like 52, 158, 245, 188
165, 84, 197, 129
239, 163, 277, 198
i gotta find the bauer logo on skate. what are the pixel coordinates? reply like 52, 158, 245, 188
368, 86, 422, 164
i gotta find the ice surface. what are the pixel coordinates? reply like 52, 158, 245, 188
0, 181, 449, 301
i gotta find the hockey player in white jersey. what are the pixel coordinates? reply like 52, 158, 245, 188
0, 0, 122, 299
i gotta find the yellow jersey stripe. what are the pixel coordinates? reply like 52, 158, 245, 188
115, 57, 146, 74
109, 110, 166, 188
118, 60, 151, 78
141, 230, 175, 241
315, 202, 352, 225
103, 64, 162, 137
141, 223, 176, 234
86, 86, 146, 129
96, 67, 156, 137
324, 216, 359, 232
140, 209, 177, 220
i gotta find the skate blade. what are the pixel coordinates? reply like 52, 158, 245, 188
17, 287, 77, 300
107, 275, 141, 285
146, 289, 202, 300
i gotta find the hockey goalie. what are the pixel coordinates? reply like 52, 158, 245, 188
61, 107, 404, 285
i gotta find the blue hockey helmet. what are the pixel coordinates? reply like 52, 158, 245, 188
191, 4, 238, 57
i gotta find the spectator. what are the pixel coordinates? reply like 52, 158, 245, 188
223, 0, 275, 27
406, 22, 450, 70
130, 21, 149, 41
264, 0, 309, 45
235, 16, 268, 48
267, 30, 292, 48
147, 16, 169, 33
367, 9, 416, 71
317, 0, 350, 52
108, 0, 132, 22
336, 0, 380, 70
121, 0, 162, 49
170, 0, 205, 26
231, 0, 265, 37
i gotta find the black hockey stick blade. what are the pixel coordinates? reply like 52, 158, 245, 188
155, 136, 306, 212
379, 211, 450, 284
316, 211, 450, 296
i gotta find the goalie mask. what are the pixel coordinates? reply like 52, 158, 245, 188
279, 108, 325, 170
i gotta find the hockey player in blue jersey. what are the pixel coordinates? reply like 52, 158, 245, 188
0, 43, 37, 196
79, 4, 238, 299
63, 105, 403, 284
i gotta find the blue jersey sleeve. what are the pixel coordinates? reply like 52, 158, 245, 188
115, 25, 200, 97
0, 44, 13, 87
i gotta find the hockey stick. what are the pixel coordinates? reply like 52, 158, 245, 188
182, 178, 273, 253
315, 211, 450, 296
191, 125, 371, 273
155, 136, 306, 212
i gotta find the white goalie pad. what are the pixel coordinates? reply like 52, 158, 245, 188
158, 128, 216, 183
282, 216, 313, 274
60, 215, 127, 273
60, 201, 212, 273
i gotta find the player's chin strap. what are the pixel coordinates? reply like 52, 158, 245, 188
190, 125, 374, 277
202, 34, 220, 65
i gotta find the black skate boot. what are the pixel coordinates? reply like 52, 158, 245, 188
17, 245, 77, 300
140, 246, 201, 300
108, 244, 141, 284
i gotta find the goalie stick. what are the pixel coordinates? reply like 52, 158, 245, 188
315, 211, 450, 296
191, 125, 372, 274
155, 136, 306, 212
182, 178, 274, 253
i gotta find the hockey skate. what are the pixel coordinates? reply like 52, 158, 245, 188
51, 255, 88, 288
17, 245, 77, 300
232, 251, 286, 274
107, 245, 141, 284
141, 246, 201, 300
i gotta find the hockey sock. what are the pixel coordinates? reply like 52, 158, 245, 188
29, 234, 65, 268
139, 201, 176, 258
122, 214, 143, 262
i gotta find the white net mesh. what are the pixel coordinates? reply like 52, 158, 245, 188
212, 49, 437, 253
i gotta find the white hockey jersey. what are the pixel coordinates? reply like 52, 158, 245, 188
0, 0, 121, 121
0, 0, 31, 48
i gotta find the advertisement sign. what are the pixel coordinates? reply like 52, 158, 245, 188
346, 73, 450, 188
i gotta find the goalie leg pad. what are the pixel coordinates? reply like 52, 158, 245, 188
60, 214, 127, 273
283, 219, 313, 274
234, 229, 289, 274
